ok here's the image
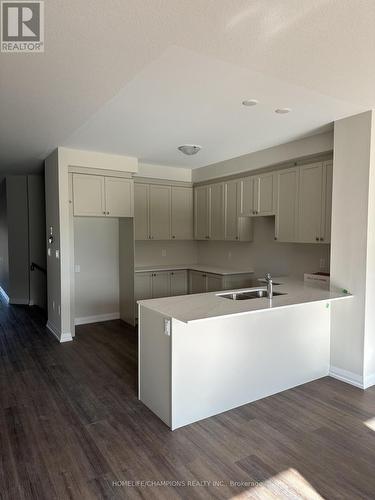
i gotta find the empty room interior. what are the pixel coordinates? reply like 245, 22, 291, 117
2, 1, 375, 499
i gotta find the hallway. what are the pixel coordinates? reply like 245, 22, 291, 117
2, 301, 375, 499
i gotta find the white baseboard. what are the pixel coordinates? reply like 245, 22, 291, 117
47, 321, 73, 343
364, 373, 375, 389
9, 297, 29, 305
75, 312, 120, 326
0, 286, 9, 303
329, 366, 364, 389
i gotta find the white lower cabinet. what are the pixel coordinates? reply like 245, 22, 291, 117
188, 271, 254, 294
135, 270, 189, 313
170, 270, 188, 296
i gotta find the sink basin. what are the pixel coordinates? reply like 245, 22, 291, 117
217, 289, 287, 300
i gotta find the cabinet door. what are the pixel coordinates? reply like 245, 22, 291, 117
134, 184, 149, 240
275, 168, 299, 242
254, 173, 275, 216
224, 180, 239, 241
206, 274, 223, 292
238, 177, 255, 216
224, 180, 253, 241
73, 174, 105, 216
171, 187, 193, 240
210, 183, 225, 240
321, 162, 333, 243
194, 186, 210, 240
151, 272, 171, 298
189, 271, 207, 294
170, 270, 188, 296
149, 185, 171, 240
134, 273, 152, 302
105, 177, 133, 217
298, 163, 323, 243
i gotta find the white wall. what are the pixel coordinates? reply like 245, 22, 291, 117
197, 217, 330, 279
135, 240, 198, 267
136, 162, 192, 182
193, 131, 333, 182
74, 217, 120, 323
330, 110, 375, 388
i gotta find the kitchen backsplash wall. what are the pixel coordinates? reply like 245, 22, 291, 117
197, 217, 330, 278
135, 240, 198, 266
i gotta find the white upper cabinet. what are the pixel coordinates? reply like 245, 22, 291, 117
105, 177, 133, 217
210, 183, 225, 240
73, 174, 105, 216
274, 167, 299, 242
149, 185, 171, 240
134, 183, 149, 240
73, 174, 133, 218
224, 180, 253, 241
171, 187, 193, 240
322, 162, 333, 244
238, 177, 254, 216
297, 163, 326, 243
253, 172, 276, 216
134, 183, 193, 240
194, 185, 211, 240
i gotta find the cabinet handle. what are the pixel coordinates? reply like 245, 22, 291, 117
320, 237, 324, 241
316, 237, 319, 241
274, 237, 278, 240
103, 211, 106, 215
170, 272, 174, 276
235, 236, 239, 240
172, 235, 175, 239
107, 211, 110, 215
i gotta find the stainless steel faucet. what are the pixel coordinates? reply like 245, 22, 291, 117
265, 273, 273, 299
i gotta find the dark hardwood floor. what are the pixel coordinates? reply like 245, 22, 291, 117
2, 300, 375, 499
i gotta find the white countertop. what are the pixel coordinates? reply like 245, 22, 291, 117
135, 264, 254, 276
138, 277, 352, 323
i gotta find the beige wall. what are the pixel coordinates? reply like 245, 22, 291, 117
197, 217, 330, 278
74, 217, 120, 322
193, 131, 333, 182
135, 240, 198, 266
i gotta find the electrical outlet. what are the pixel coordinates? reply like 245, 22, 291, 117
162, 249, 167, 257
55, 250, 59, 259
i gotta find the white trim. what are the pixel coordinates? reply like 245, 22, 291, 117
0, 286, 10, 303
329, 366, 364, 389
9, 298, 29, 305
46, 321, 73, 343
364, 373, 375, 389
75, 312, 120, 326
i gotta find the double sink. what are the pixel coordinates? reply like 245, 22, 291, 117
217, 289, 286, 301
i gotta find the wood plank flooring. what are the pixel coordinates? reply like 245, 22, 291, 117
1, 300, 375, 499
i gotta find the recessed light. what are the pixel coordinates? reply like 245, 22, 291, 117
242, 99, 258, 107
275, 108, 291, 114
178, 144, 202, 156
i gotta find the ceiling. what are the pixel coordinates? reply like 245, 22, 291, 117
1, 0, 375, 173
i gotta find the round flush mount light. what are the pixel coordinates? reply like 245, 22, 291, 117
275, 107, 291, 114
242, 99, 258, 107
178, 144, 202, 156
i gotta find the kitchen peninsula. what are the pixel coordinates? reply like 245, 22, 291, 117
138, 278, 351, 430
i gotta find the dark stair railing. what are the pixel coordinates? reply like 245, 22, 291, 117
30, 262, 47, 275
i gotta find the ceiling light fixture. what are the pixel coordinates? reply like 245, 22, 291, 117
275, 108, 291, 114
242, 99, 258, 107
178, 144, 202, 156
